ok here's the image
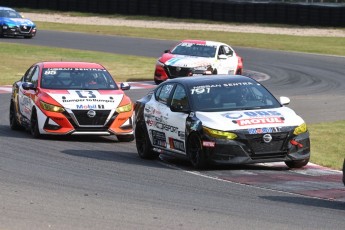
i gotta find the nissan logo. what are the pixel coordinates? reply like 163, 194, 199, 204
263, 134, 272, 143
176, 67, 181, 72
87, 110, 96, 118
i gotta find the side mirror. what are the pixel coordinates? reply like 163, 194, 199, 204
164, 50, 170, 53
218, 54, 227, 59
120, 82, 131, 90
280, 96, 290, 106
22, 82, 36, 90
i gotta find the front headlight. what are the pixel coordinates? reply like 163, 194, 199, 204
156, 60, 165, 67
40, 101, 65, 113
293, 123, 307, 135
116, 103, 132, 113
203, 126, 237, 140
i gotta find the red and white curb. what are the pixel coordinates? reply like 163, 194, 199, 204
217, 162, 345, 202
0, 85, 12, 94
126, 81, 156, 89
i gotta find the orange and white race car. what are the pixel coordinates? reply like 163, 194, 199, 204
9, 61, 134, 142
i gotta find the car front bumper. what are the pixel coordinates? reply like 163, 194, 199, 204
201, 132, 310, 165
1, 25, 36, 37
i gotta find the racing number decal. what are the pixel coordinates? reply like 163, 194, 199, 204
191, 87, 210, 95
76, 90, 97, 99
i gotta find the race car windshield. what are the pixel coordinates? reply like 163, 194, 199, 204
40, 68, 119, 90
0, 10, 22, 18
171, 43, 216, 58
190, 81, 281, 112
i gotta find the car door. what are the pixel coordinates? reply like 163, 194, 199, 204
144, 83, 175, 150
217, 45, 238, 74
164, 84, 190, 154
18, 65, 39, 121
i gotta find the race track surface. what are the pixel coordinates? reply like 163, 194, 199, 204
0, 31, 344, 230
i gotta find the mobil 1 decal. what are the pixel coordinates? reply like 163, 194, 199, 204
151, 130, 167, 148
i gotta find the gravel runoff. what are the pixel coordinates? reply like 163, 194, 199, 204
24, 12, 345, 37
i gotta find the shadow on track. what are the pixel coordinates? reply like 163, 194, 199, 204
260, 195, 345, 210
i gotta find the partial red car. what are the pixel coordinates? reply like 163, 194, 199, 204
154, 39, 243, 84
9, 62, 134, 142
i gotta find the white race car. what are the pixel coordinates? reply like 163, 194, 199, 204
134, 75, 310, 169
154, 39, 243, 84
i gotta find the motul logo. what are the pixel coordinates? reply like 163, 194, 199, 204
237, 117, 284, 126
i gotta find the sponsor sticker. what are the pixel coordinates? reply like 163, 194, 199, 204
152, 130, 166, 148
178, 131, 185, 139
169, 138, 185, 152
243, 110, 281, 117
222, 112, 243, 119
76, 104, 97, 109
236, 117, 284, 126
155, 122, 178, 133
247, 127, 282, 134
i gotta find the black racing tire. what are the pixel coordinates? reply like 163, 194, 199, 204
212, 69, 218, 75
285, 157, 309, 169
30, 110, 41, 138
117, 134, 134, 142
187, 133, 207, 169
9, 101, 23, 130
135, 124, 158, 159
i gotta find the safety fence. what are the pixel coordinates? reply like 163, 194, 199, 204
1, 0, 345, 27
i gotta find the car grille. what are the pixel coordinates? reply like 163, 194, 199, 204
246, 132, 289, 156
165, 66, 193, 78
20, 25, 32, 33
71, 110, 111, 125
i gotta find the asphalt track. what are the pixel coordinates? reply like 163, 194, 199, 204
0, 31, 344, 230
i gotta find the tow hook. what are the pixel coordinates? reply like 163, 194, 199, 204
290, 139, 303, 148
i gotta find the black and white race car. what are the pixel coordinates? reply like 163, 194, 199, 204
134, 75, 310, 169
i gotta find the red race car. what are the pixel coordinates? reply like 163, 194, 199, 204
154, 39, 243, 84
9, 61, 134, 142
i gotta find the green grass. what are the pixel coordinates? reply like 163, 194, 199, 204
308, 121, 345, 170
0, 43, 156, 85
1, 11, 344, 170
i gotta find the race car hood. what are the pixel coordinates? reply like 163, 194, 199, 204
196, 107, 305, 131
44, 89, 123, 110
159, 53, 213, 68
1, 18, 35, 26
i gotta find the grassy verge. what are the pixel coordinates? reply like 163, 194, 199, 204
308, 121, 345, 170
0, 43, 156, 85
